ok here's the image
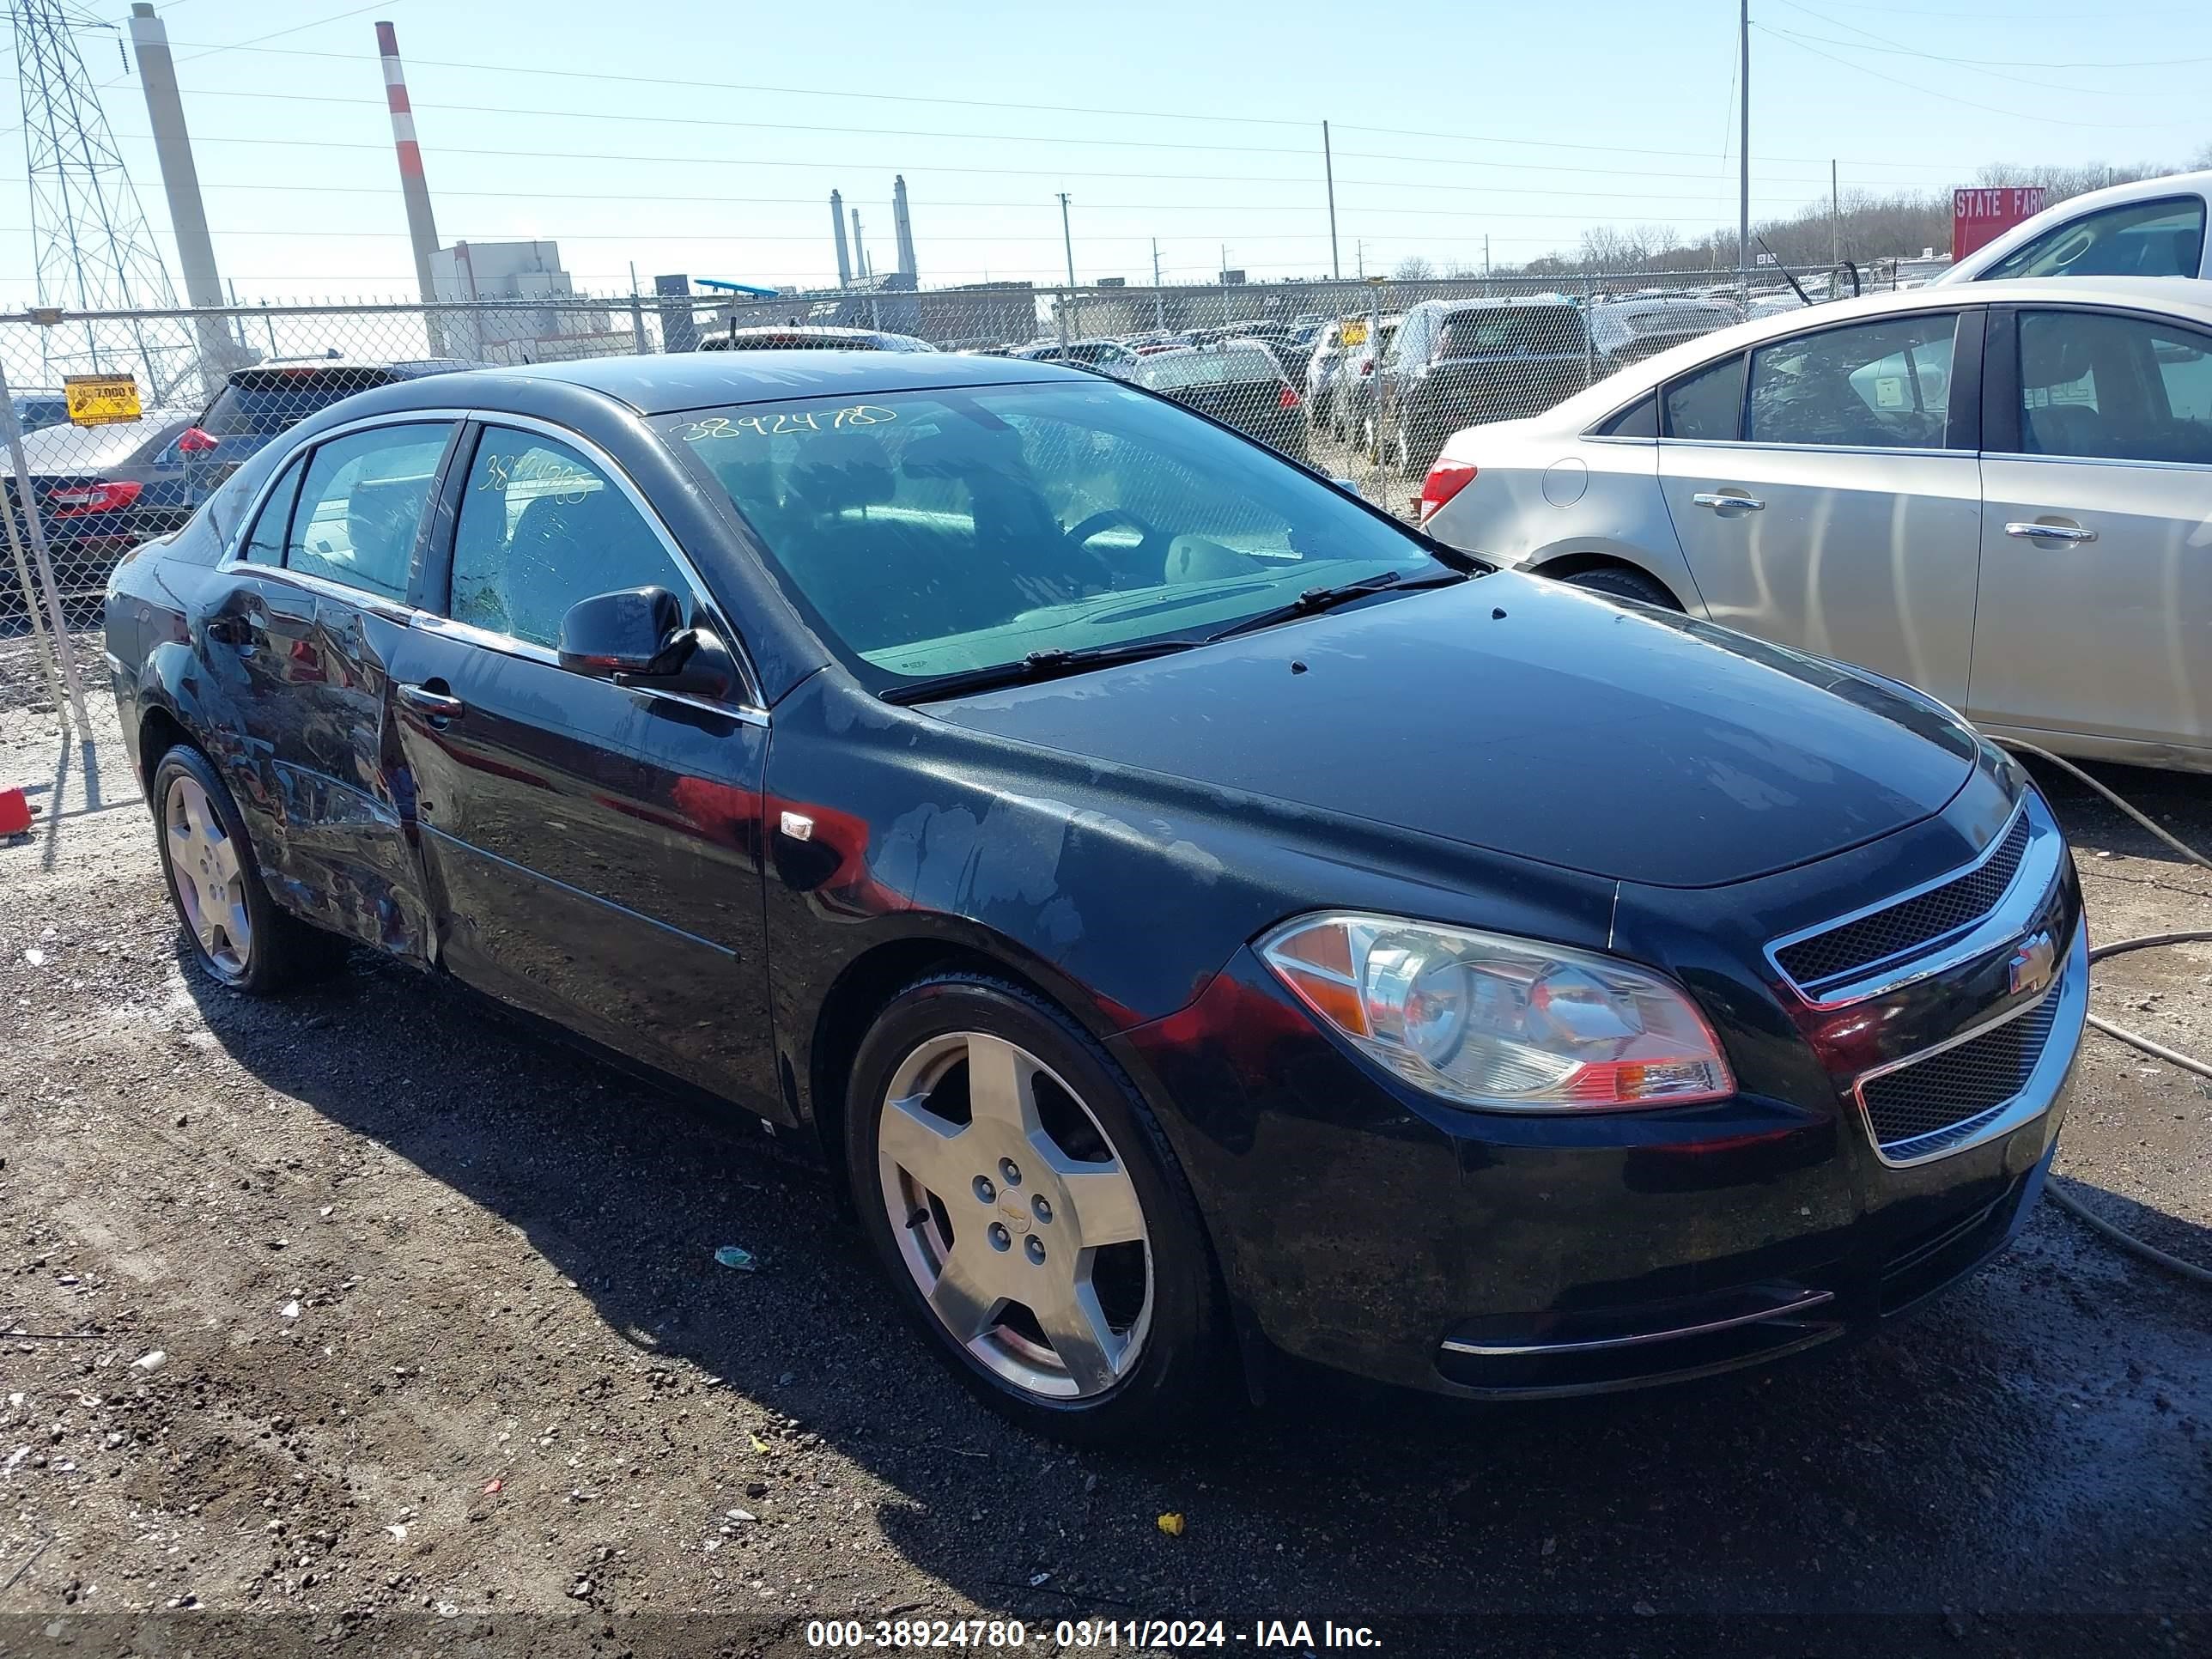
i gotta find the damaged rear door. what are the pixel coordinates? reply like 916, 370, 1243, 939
201, 416, 460, 958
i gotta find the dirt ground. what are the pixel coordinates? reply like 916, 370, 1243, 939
2, 629, 2208, 1658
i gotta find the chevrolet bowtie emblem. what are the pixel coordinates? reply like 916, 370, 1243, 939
2008, 931, 2057, 998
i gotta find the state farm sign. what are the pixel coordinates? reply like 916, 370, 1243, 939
1954, 186, 2048, 259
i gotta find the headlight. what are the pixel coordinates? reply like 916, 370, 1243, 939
1259, 913, 1734, 1111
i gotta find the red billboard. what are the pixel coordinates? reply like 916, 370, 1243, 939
1954, 186, 2048, 259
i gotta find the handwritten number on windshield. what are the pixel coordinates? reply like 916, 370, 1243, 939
672, 405, 897, 443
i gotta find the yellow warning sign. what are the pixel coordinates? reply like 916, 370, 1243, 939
64, 374, 143, 427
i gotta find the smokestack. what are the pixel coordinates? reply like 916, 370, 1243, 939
375, 21, 441, 316
129, 3, 231, 394
892, 174, 918, 282
830, 189, 852, 286
851, 210, 868, 281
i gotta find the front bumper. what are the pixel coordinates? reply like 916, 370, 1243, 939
1115, 787, 2087, 1400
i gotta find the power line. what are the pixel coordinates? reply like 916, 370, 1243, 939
67, 125, 1846, 204
100, 83, 1887, 186
1751, 25, 2206, 131
91, 31, 2006, 174
1767, 0, 2212, 68
164, 179, 1843, 219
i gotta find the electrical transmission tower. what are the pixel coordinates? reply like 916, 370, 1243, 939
11, 0, 194, 398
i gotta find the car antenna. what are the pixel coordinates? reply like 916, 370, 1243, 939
1756, 235, 1815, 307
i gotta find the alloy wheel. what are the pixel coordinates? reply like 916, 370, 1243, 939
165, 773, 252, 980
876, 1030, 1153, 1400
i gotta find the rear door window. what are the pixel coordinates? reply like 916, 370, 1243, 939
1983, 196, 2206, 280
1745, 313, 1958, 449
1662, 354, 1747, 441
284, 422, 454, 600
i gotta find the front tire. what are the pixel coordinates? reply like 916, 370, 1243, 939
845, 974, 1226, 1443
151, 744, 344, 993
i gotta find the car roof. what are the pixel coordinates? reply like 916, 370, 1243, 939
223, 357, 487, 385
1418, 294, 1576, 313
1528, 276, 2212, 429
1942, 169, 2212, 283
362, 349, 1086, 415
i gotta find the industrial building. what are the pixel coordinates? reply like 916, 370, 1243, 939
428, 240, 629, 363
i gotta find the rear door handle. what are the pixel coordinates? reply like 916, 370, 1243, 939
1692, 491, 1765, 511
2004, 520, 2097, 544
396, 683, 465, 721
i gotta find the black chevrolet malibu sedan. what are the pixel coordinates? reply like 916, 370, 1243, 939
105, 351, 2087, 1442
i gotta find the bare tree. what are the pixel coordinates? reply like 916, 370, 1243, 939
1392, 256, 1436, 281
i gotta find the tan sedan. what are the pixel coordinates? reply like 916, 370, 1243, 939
1418, 277, 2212, 772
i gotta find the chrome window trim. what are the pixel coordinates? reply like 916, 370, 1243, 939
1652, 437, 1973, 459
1850, 921, 2087, 1170
1440, 1289, 1836, 1358
214, 406, 472, 578
1765, 796, 2052, 1008
406, 609, 770, 730
210, 404, 770, 723
451, 410, 768, 710
1982, 449, 2212, 475
243, 563, 426, 627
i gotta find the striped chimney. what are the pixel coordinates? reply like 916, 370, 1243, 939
376, 21, 443, 316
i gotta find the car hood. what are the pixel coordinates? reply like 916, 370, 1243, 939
924, 573, 1978, 889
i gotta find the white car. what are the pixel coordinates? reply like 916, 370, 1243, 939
1417, 277, 2212, 771
1941, 171, 2210, 284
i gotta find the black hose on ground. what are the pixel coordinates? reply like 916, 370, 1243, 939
1989, 738, 2212, 1288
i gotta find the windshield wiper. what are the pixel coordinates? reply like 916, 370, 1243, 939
880, 636, 1201, 704
1204, 567, 1471, 643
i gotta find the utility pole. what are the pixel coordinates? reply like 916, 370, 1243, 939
1152, 238, 1164, 331
1058, 193, 1079, 343
1829, 159, 1840, 283
1738, 0, 1751, 305
1322, 120, 1341, 280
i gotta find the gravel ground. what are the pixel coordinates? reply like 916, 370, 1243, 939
2, 629, 2208, 1658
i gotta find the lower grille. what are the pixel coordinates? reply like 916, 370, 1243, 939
1860, 992, 2061, 1158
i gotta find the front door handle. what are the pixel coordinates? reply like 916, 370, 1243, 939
396, 683, 465, 722
2004, 520, 2097, 544
1692, 491, 1765, 511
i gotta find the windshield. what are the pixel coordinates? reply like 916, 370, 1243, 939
660, 380, 1449, 690
1131, 346, 1283, 390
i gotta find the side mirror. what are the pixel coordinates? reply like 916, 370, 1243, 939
557, 586, 736, 702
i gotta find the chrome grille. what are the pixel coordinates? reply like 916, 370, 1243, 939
1776, 811, 2031, 994
1860, 993, 2061, 1157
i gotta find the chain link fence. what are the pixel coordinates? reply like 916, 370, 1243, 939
3, 264, 1856, 716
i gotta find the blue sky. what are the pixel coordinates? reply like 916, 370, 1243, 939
4, 0, 2209, 303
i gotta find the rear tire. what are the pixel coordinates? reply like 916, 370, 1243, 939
1557, 564, 1680, 610
846, 973, 1228, 1445
150, 743, 346, 993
